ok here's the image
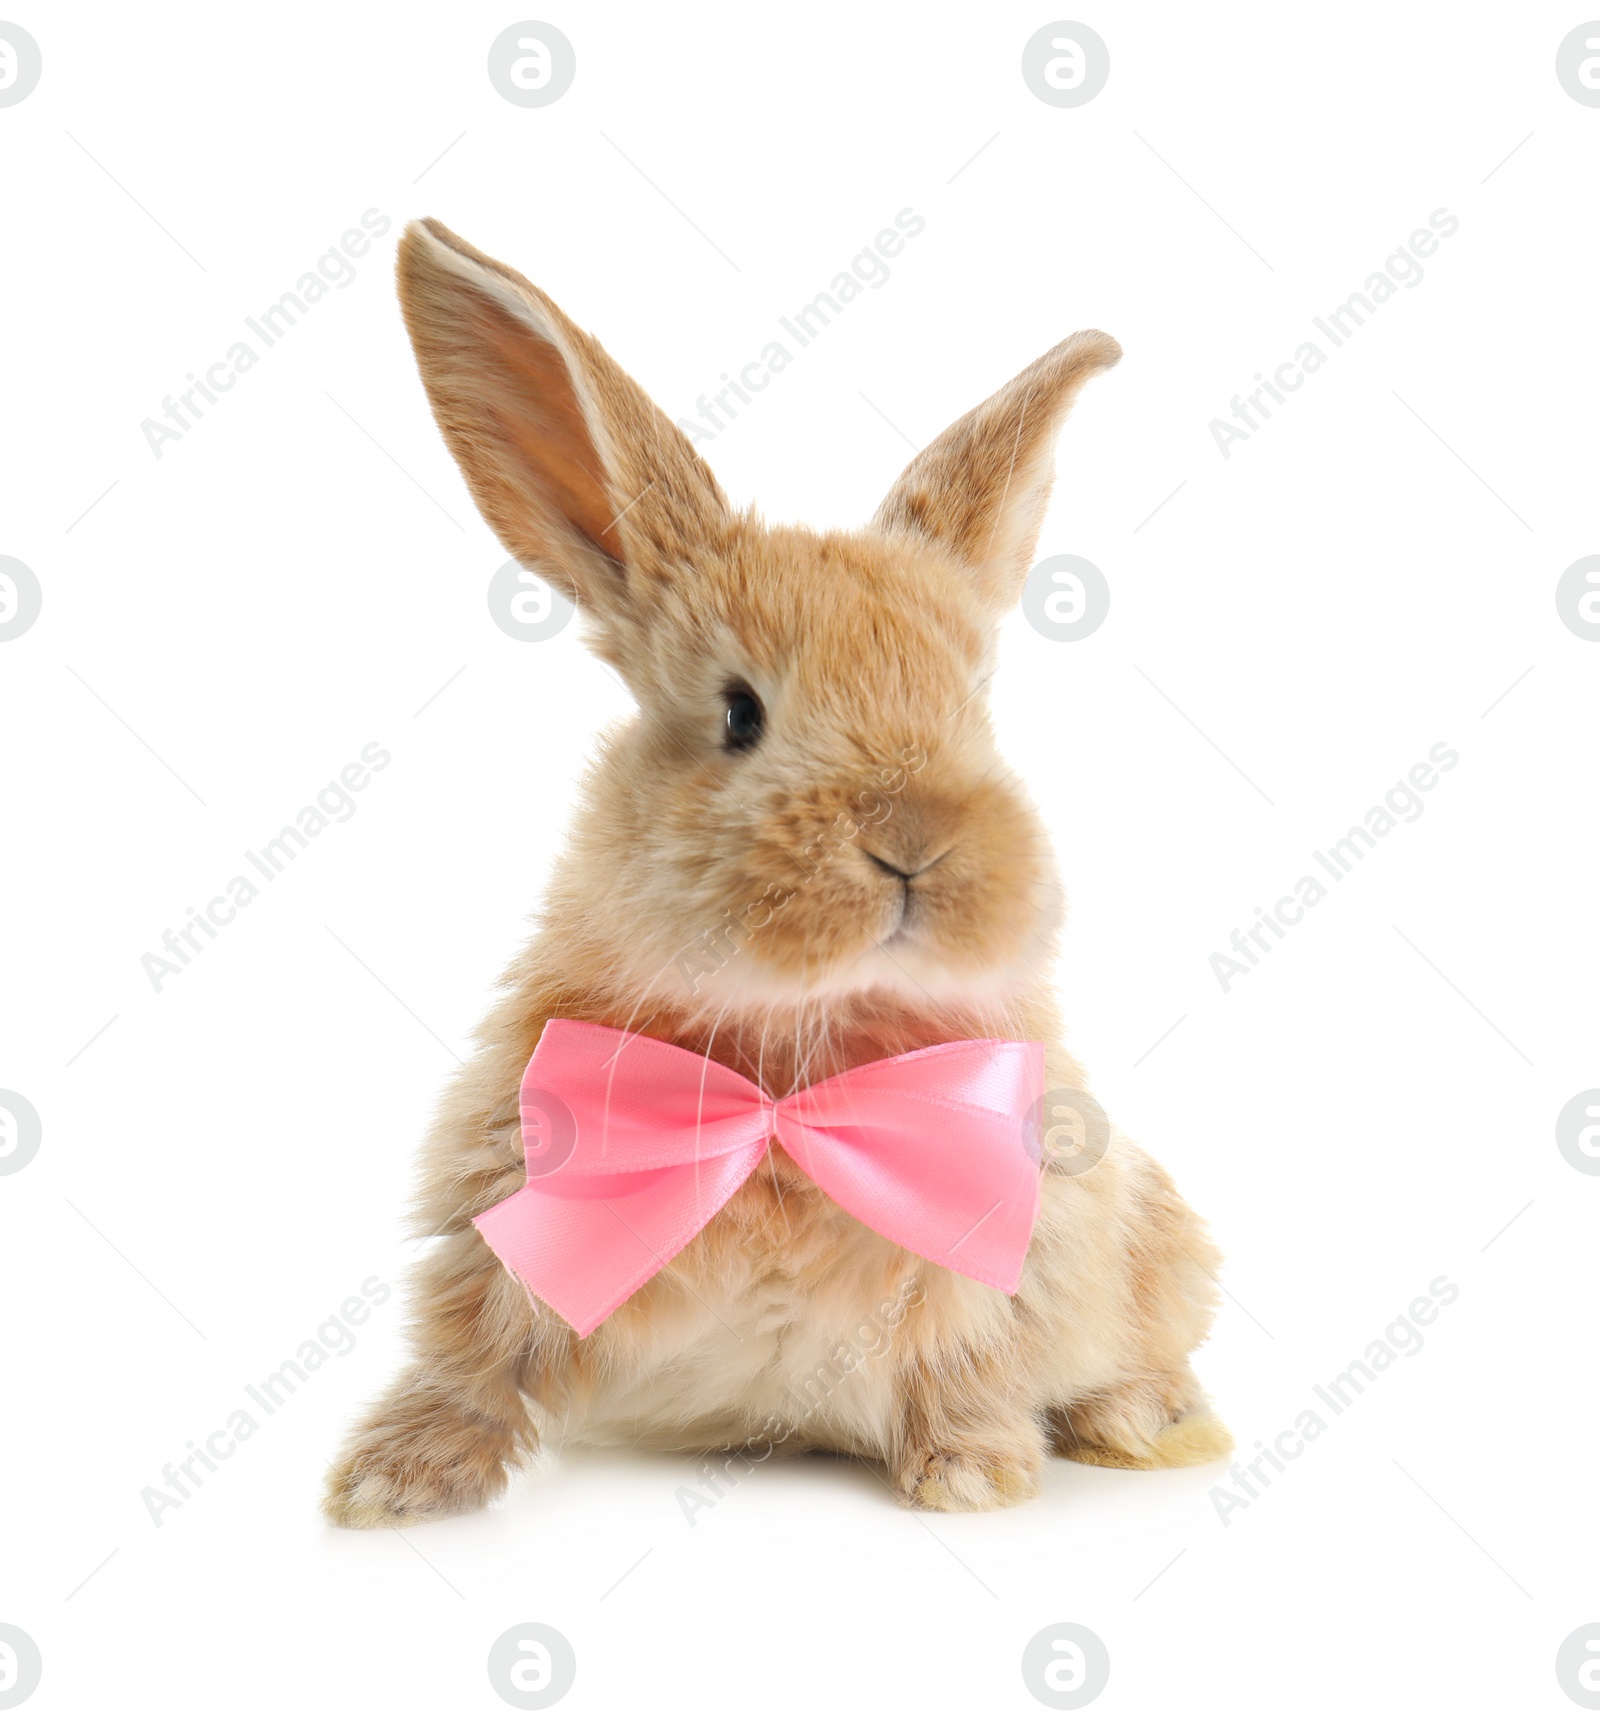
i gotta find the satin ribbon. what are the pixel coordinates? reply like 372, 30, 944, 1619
473, 1018, 1045, 1336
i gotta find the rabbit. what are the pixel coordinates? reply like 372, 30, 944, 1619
323, 217, 1230, 1527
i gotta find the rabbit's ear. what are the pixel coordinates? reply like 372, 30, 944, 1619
396, 218, 729, 615
871, 331, 1121, 611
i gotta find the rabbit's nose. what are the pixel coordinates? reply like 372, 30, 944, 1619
861, 844, 950, 881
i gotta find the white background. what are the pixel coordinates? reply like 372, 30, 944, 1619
3, 1, 1597, 1724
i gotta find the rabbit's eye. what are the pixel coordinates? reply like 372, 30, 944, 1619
723, 687, 765, 751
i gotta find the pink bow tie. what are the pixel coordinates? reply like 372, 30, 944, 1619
472, 1019, 1046, 1336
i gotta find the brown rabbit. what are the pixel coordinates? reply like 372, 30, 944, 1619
323, 218, 1229, 1527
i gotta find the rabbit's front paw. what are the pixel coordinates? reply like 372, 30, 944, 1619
323, 1399, 519, 1528
897, 1439, 1042, 1512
